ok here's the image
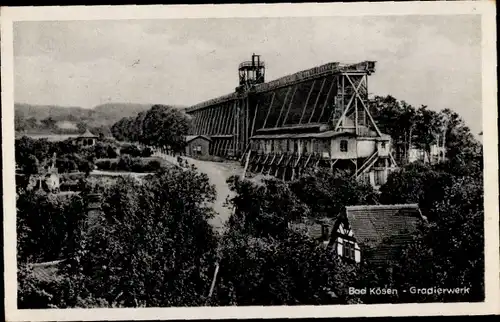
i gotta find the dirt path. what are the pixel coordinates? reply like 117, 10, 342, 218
152, 151, 242, 231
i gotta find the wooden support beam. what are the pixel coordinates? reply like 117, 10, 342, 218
314, 155, 321, 168
221, 104, 231, 135
206, 108, 213, 135
274, 166, 280, 178
202, 109, 210, 135
215, 106, 223, 135
355, 90, 358, 135
299, 80, 316, 124
330, 158, 339, 170
234, 101, 239, 156
276, 153, 285, 166
193, 114, 199, 133
203, 109, 210, 135
199, 110, 206, 134
275, 86, 292, 128
294, 154, 302, 167
345, 74, 382, 137
244, 97, 249, 149
221, 105, 230, 135
334, 74, 363, 132
304, 153, 313, 168
210, 107, 218, 135
269, 153, 277, 166
317, 79, 335, 122
214, 140, 220, 156
226, 106, 235, 136
249, 102, 260, 140
308, 78, 327, 123
211, 106, 218, 135
224, 139, 230, 156
198, 111, 205, 134
241, 150, 252, 179
262, 92, 276, 129
281, 85, 298, 126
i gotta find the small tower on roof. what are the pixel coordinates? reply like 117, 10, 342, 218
238, 53, 265, 90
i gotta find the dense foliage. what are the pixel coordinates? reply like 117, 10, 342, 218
95, 156, 164, 173
17, 190, 86, 263
370, 95, 481, 164
290, 169, 377, 218
15, 136, 120, 177
111, 104, 191, 152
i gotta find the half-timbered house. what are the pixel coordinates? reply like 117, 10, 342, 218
330, 204, 427, 265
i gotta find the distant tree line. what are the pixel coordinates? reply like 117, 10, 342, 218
111, 104, 191, 153
370, 95, 480, 165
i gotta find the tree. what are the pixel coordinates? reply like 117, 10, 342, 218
225, 175, 309, 239
213, 228, 356, 306
413, 105, 443, 160
379, 162, 453, 218
210, 174, 360, 305
141, 105, 191, 151
61, 165, 219, 307
41, 116, 57, 129
370, 96, 418, 163
16, 190, 86, 263
290, 168, 377, 218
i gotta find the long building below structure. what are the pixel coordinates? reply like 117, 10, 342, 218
183, 54, 398, 188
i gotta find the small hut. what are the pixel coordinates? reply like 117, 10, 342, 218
74, 129, 98, 147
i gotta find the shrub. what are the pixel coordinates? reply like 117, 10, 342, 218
120, 144, 142, 157
141, 147, 153, 157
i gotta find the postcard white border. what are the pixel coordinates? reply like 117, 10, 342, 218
2, 1, 499, 320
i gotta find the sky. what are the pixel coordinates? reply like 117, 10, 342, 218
14, 15, 482, 135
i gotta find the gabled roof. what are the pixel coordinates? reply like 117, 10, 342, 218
185, 135, 212, 143
290, 217, 336, 240
341, 204, 426, 265
30, 260, 65, 283
78, 129, 98, 138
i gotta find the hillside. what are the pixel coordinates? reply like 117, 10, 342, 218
14, 102, 157, 135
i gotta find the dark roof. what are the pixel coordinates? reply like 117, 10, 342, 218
343, 204, 426, 265
251, 131, 356, 140
30, 260, 65, 283
291, 217, 336, 240
78, 129, 98, 138
185, 135, 212, 143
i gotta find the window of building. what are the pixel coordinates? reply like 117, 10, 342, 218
381, 142, 386, 150
195, 145, 202, 154
321, 224, 329, 241
343, 240, 356, 260
340, 140, 348, 152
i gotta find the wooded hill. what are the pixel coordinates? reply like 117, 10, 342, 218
14, 103, 186, 136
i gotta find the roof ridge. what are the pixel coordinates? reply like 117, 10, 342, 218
346, 203, 419, 211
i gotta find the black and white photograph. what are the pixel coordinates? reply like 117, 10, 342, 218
2, 2, 498, 320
